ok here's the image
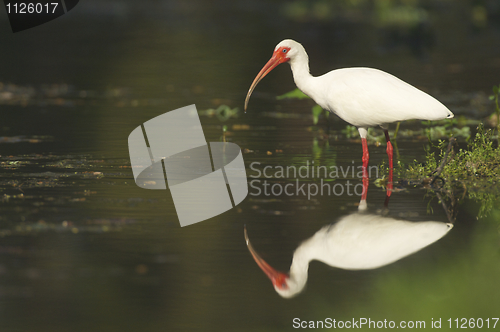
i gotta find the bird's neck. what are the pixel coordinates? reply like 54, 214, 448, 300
289, 54, 316, 100
287, 241, 315, 294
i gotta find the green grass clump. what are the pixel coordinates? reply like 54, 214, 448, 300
381, 124, 500, 218
402, 124, 499, 181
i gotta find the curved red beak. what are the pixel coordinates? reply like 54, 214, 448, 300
244, 225, 289, 289
244, 47, 290, 112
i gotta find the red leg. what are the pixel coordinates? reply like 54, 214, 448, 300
384, 130, 393, 197
361, 138, 369, 201
361, 138, 369, 169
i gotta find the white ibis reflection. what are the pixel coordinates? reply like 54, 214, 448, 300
245, 185, 453, 298
244, 39, 454, 190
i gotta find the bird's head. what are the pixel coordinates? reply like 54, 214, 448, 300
244, 39, 306, 112
274, 39, 306, 62
244, 226, 302, 298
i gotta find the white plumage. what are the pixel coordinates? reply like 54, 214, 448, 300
306, 67, 453, 128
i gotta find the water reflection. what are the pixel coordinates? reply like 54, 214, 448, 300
245, 185, 454, 298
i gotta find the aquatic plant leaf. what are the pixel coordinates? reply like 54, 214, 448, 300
198, 105, 239, 121
312, 105, 323, 125
276, 88, 310, 100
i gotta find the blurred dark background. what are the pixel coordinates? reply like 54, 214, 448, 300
0, 1, 499, 332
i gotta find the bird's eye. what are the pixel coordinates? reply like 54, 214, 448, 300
283, 49, 288, 53
281, 282, 287, 289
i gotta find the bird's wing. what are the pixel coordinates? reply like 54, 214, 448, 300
318, 68, 452, 127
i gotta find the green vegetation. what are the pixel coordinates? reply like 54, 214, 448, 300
281, 0, 430, 27
276, 88, 310, 100
277, 88, 329, 125
383, 125, 499, 181
198, 104, 239, 121
379, 124, 500, 218
342, 120, 471, 144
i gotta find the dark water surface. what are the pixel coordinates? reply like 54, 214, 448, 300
1, 1, 500, 331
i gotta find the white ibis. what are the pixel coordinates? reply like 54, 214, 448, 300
245, 212, 453, 298
244, 39, 454, 178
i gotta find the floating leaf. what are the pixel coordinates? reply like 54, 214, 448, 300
312, 105, 323, 125
198, 105, 239, 121
276, 88, 310, 100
